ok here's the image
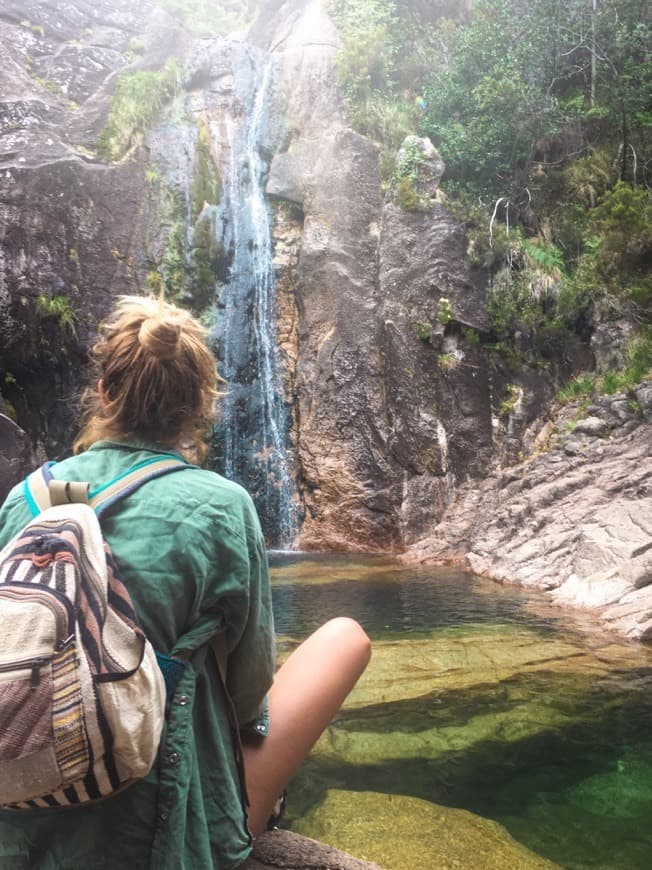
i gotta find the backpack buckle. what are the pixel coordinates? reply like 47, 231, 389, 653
48, 480, 90, 506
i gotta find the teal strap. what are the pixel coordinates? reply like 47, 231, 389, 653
24, 462, 57, 517
24, 457, 191, 518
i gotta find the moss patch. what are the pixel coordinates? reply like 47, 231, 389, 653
293, 790, 557, 870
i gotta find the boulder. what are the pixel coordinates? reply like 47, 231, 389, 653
636, 382, 652, 423
394, 135, 445, 199
572, 416, 609, 437
590, 320, 636, 373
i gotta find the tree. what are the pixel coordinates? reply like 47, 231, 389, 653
419, 0, 650, 197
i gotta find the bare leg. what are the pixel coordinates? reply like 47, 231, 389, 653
243, 617, 371, 836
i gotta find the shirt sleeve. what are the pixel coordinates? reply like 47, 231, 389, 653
170, 492, 276, 729
0, 484, 32, 550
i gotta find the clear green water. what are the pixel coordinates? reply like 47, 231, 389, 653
269, 553, 652, 869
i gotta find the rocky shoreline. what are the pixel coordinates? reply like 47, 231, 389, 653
403, 384, 652, 641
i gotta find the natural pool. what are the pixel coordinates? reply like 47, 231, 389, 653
269, 553, 652, 870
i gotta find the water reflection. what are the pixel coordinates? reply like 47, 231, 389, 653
270, 553, 564, 640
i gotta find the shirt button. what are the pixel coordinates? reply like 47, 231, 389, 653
159, 811, 168, 822
167, 751, 180, 765
175, 694, 189, 706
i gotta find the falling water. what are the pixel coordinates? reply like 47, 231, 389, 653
212, 51, 300, 548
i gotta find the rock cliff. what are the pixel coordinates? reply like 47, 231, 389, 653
0, 0, 498, 550
0, 0, 650, 638
0, 0, 179, 453
252, 0, 498, 550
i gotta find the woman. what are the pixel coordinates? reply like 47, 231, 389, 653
0, 295, 371, 869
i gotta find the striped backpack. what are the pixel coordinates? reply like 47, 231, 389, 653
0, 456, 188, 809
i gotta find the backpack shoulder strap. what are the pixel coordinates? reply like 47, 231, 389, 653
24, 462, 60, 517
89, 456, 190, 518
24, 456, 190, 519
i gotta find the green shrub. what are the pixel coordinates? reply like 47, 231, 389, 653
486, 265, 541, 339
437, 296, 453, 326
498, 383, 520, 417
127, 37, 145, 60
438, 352, 460, 370
563, 149, 614, 208
329, 0, 398, 106
556, 374, 596, 403
556, 327, 651, 403
554, 184, 652, 326
97, 61, 181, 161
413, 321, 432, 341
36, 295, 77, 335
461, 326, 480, 346
624, 325, 652, 384
599, 371, 628, 394
396, 177, 423, 210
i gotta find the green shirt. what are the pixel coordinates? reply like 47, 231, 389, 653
0, 441, 275, 870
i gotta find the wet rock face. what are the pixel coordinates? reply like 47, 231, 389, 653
0, 414, 36, 504
378, 202, 493, 543
0, 0, 180, 453
0, 0, 158, 164
259, 1, 496, 551
260, 2, 393, 550
0, 0, 502, 549
0, 155, 147, 452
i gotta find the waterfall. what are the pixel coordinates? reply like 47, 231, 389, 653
211, 50, 300, 549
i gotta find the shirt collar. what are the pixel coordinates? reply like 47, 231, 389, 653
88, 439, 187, 462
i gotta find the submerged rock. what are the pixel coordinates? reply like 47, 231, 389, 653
282, 620, 652, 868
293, 790, 557, 870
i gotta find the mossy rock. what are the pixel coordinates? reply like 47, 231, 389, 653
293, 789, 558, 869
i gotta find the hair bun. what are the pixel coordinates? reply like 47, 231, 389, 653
138, 317, 181, 361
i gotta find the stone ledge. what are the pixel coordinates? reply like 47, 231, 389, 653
243, 829, 383, 869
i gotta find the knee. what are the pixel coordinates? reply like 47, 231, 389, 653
321, 617, 372, 666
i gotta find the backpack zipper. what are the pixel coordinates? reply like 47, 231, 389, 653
0, 656, 51, 687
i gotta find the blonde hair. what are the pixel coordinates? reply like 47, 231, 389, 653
74, 296, 220, 463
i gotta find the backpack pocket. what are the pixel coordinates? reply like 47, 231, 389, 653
94, 641, 166, 781
0, 655, 53, 760
0, 585, 88, 804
